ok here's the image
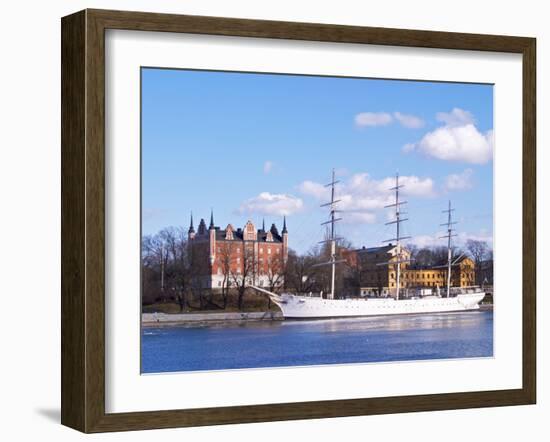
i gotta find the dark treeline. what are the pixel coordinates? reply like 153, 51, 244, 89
407, 239, 493, 285
142, 227, 492, 312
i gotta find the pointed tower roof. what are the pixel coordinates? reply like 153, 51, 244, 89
188, 212, 195, 233
198, 218, 207, 235
262, 218, 266, 232
209, 209, 215, 229
282, 216, 288, 234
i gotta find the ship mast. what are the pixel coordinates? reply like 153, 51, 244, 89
440, 201, 457, 298
319, 169, 343, 300
384, 173, 411, 300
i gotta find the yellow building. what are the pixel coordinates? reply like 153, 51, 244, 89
348, 245, 475, 297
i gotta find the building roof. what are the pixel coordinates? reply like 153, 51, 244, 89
212, 226, 283, 243
191, 214, 287, 243
356, 244, 396, 254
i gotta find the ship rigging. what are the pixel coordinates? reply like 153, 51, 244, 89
249, 169, 485, 319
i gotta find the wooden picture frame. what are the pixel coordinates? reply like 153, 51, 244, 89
61, 8, 536, 433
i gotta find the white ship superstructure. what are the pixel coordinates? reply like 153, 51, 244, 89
251, 171, 485, 319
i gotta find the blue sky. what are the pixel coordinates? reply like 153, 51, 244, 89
142, 68, 493, 254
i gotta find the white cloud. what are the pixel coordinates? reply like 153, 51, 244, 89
379, 175, 436, 198
457, 231, 493, 245
238, 192, 303, 216
402, 142, 415, 153
299, 172, 435, 225
408, 234, 440, 249
444, 168, 474, 191
298, 180, 327, 200
408, 230, 493, 249
404, 107, 493, 164
354, 111, 424, 129
393, 112, 425, 129
263, 160, 274, 174
413, 124, 493, 164
354, 112, 393, 127
342, 211, 377, 224
404, 108, 493, 164
436, 108, 475, 126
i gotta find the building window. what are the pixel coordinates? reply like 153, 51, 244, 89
236, 257, 240, 263
260, 248, 263, 253
268, 248, 272, 254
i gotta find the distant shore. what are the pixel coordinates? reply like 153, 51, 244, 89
142, 311, 283, 327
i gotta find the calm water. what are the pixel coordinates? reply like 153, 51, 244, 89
141, 310, 493, 373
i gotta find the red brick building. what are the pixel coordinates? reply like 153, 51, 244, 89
188, 212, 288, 291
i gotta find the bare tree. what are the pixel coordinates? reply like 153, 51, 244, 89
406, 243, 419, 260
141, 227, 192, 310
284, 250, 320, 294
217, 242, 235, 309
266, 257, 284, 293
188, 242, 211, 310
342, 260, 362, 297
231, 244, 256, 311
411, 246, 453, 267
466, 239, 489, 285
263, 255, 285, 309
159, 227, 190, 311
142, 233, 169, 301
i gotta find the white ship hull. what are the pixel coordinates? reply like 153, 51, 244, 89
266, 291, 485, 319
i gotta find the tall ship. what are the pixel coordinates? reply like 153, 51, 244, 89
251, 170, 485, 319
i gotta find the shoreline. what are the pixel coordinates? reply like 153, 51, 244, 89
142, 311, 284, 327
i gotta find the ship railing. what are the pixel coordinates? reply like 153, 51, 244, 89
298, 292, 323, 298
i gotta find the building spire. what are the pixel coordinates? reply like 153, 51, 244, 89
282, 215, 288, 234
209, 209, 215, 229
188, 212, 195, 233
262, 218, 265, 232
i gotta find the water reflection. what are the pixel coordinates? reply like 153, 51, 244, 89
141, 310, 493, 373
292, 312, 488, 333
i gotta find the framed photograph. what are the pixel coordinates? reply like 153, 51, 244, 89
61, 9, 536, 433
